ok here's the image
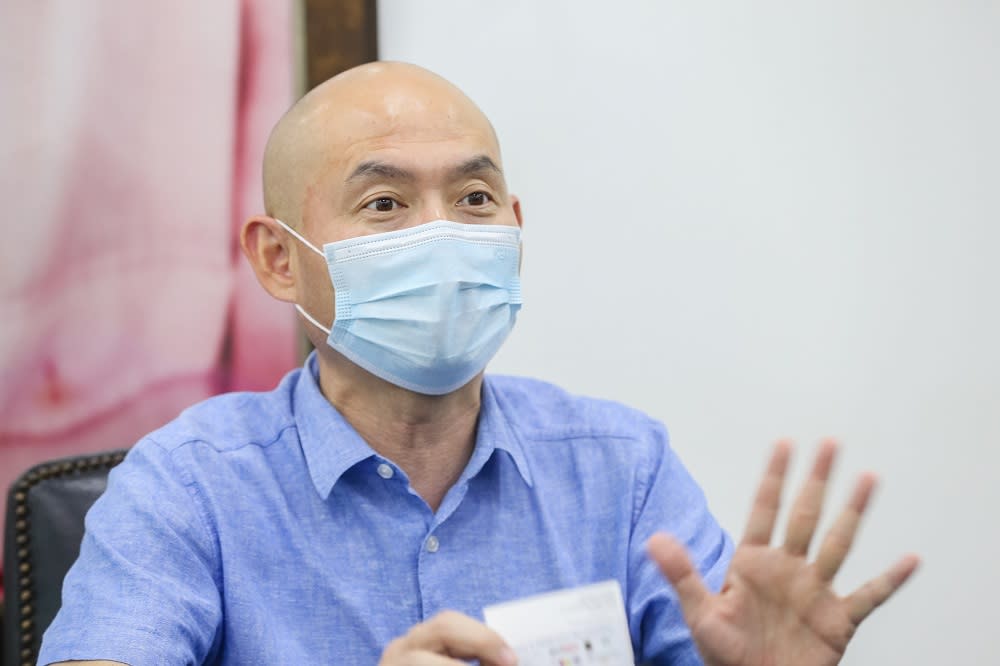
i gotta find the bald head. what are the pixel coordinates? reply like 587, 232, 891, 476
242, 62, 521, 364
262, 62, 500, 227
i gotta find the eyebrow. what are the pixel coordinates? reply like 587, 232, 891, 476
346, 161, 416, 183
449, 155, 503, 179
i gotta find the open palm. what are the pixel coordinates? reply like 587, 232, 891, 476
648, 441, 919, 666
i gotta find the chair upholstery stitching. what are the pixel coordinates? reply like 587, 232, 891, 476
8, 450, 127, 666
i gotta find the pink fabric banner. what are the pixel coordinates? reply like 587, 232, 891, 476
0, 0, 298, 596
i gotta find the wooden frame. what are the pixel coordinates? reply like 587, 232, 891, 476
303, 0, 378, 89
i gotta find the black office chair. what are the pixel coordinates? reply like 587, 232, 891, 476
3, 450, 127, 666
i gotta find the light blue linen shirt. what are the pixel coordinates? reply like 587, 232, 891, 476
39, 353, 733, 665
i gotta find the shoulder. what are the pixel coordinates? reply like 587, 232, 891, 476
110, 368, 304, 494
485, 374, 665, 445
146, 368, 302, 456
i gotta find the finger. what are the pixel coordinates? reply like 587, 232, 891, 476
846, 554, 920, 625
783, 438, 838, 555
740, 439, 793, 546
397, 652, 469, 666
380, 636, 478, 665
648, 533, 712, 625
813, 472, 877, 581
404, 611, 517, 666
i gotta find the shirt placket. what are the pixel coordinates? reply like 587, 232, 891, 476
416, 477, 473, 620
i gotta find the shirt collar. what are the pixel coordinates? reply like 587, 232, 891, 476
293, 353, 533, 499
293, 353, 376, 499
478, 375, 534, 487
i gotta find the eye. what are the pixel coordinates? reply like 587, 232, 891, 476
365, 197, 401, 212
459, 191, 493, 207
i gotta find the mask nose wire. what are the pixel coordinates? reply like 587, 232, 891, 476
273, 218, 333, 334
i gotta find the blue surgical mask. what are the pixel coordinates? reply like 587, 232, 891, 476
275, 219, 522, 395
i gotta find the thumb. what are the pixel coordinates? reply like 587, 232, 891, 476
647, 532, 711, 625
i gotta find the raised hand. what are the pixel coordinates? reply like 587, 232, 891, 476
648, 440, 919, 666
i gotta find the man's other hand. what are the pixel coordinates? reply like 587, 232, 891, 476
379, 610, 518, 666
648, 440, 919, 666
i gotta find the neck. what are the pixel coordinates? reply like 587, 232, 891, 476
315, 350, 483, 511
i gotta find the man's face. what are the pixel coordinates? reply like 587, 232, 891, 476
290, 82, 522, 346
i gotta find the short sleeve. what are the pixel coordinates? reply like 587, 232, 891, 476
628, 423, 734, 666
38, 439, 222, 666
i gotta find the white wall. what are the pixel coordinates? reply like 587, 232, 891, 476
379, 2, 1000, 663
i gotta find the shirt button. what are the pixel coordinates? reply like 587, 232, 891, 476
377, 463, 394, 480
426, 535, 440, 553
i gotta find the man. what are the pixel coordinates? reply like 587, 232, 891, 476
39, 62, 917, 665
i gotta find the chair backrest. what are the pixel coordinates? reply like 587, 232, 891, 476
3, 450, 127, 666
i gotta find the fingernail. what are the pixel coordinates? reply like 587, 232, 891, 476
498, 646, 518, 665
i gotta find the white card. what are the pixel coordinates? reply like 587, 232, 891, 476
483, 580, 635, 666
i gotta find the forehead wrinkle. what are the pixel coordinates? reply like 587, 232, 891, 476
340, 154, 505, 195
334, 129, 504, 192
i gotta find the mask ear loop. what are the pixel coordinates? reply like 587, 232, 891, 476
273, 218, 333, 335
274, 218, 325, 257
294, 304, 332, 335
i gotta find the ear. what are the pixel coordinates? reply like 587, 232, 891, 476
510, 195, 525, 272
240, 215, 297, 303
